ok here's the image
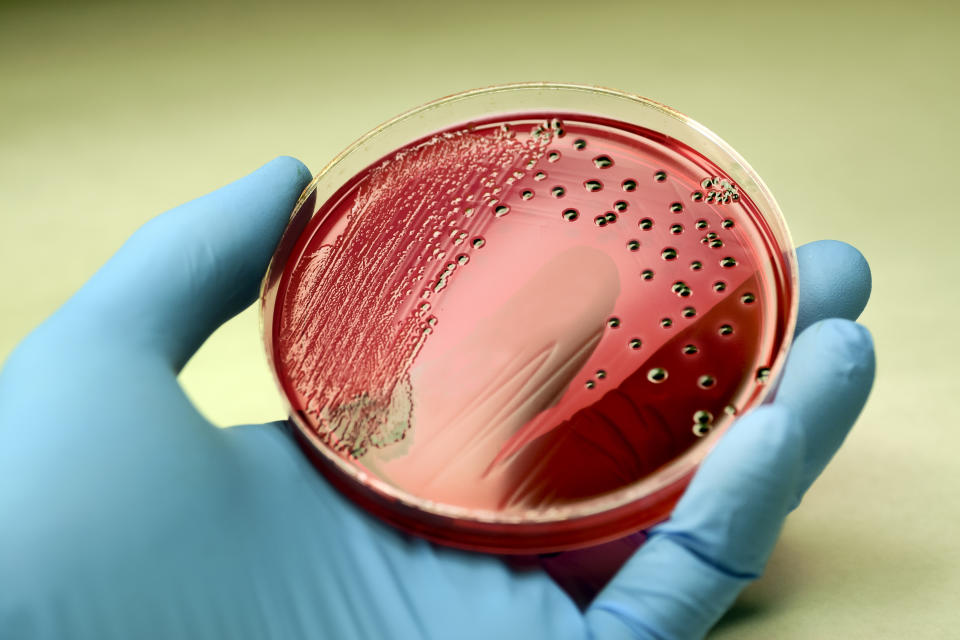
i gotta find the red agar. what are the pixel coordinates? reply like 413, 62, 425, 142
263, 112, 792, 552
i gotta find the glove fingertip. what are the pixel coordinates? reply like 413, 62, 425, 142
810, 318, 876, 379
796, 240, 872, 331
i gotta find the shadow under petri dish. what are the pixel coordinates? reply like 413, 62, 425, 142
263, 106, 794, 553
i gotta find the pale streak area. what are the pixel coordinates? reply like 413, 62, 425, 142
364, 246, 620, 508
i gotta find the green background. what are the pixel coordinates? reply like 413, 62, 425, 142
2, 0, 957, 636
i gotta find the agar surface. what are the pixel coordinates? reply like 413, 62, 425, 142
272, 114, 788, 513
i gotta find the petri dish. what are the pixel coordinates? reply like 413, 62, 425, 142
260, 83, 797, 554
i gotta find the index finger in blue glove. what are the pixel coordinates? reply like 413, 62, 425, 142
40, 156, 312, 371
585, 319, 875, 639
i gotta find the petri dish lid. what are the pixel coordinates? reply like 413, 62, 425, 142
260, 83, 797, 554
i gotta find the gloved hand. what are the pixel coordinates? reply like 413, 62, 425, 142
0, 157, 875, 640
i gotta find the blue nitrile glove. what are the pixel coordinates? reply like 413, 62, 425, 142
0, 157, 875, 640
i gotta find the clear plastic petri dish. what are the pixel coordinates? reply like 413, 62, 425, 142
260, 83, 797, 554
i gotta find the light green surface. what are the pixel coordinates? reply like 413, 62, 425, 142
1, 1, 957, 637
